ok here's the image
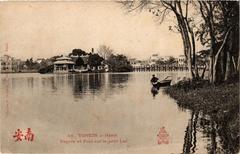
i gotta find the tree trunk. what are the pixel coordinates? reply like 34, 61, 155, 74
201, 65, 207, 79
224, 51, 231, 81
232, 56, 237, 74
176, 14, 193, 79
237, 53, 240, 73
213, 28, 231, 83
209, 55, 214, 83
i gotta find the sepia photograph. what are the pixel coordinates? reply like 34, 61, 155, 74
0, 1, 239, 153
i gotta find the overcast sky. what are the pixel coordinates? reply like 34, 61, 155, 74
0, 1, 187, 60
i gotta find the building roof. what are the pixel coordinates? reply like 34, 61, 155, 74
54, 60, 75, 65
56, 56, 72, 61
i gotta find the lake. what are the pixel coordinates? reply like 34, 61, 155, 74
0, 72, 225, 153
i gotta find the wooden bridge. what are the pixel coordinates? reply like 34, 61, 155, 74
132, 65, 188, 72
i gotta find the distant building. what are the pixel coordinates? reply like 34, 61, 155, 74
177, 55, 186, 67
1, 55, 13, 71
129, 58, 141, 69
0, 55, 21, 72
149, 54, 160, 66
97, 61, 109, 72
53, 56, 75, 73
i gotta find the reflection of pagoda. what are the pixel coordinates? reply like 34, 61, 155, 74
53, 56, 75, 73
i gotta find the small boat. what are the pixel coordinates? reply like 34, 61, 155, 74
152, 76, 172, 89
158, 79, 172, 87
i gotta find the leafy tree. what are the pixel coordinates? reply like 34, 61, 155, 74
107, 54, 133, 72
121, 1, 198, 79
25, 58, 40, 70
88, 54, 104, 67
75, 57, 84, 66
69, 49, 87, 56
121, 0, 239, 83
197, 1, 239, 83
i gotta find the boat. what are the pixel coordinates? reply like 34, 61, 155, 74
152, 76, 172, 89
158, 79, 172, 87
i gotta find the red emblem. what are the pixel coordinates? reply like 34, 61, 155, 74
157, 127, 169, 144
25, 128, 34, 141
13, 129, 24, 142
13, 128, 34, 142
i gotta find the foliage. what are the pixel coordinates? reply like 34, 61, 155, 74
120, 0, 239, 83
88, 54, 104, 67
165, 81, 239, 153
156, 56, 177, 65
69, 49, 87, 56
75, 57, 84, 66
25, 58, 40, 70
38, 65, 54, 74
196, 1, 239, 83
107, 54, 133, 72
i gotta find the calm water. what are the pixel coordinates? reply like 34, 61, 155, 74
0, 72, 227, 153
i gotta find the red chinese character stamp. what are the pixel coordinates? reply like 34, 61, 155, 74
25, 128, 34, 141
13, 128, 34, 142
13, 129, 24, 142
157, 127, 169, 144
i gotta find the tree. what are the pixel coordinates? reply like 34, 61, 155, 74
69, 49, 87, 56
88, 54, 104, 67
121, 0, 199, 79
97, 45, 113, 60
25, 58, 40, 70
107, 54, 133, 72
166, 56, 177, 65
121, 0, 239, 83
197, 1, 239, 83
75, 57, 84, 66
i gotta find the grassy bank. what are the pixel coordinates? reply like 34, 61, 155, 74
164, 80, 239, 153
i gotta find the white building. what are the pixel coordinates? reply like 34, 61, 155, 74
149, 54, 160, 66
0, 55, 21, 72
53, 56, 75, 73
129, 58, 142, 69
177, 55, 186, 66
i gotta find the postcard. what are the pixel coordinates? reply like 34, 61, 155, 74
0, 1, 239, 154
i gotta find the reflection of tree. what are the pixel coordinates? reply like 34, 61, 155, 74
50, 73, 130, 101
180, 102, 239, 154
198, 115, 218, 154
88, 74, 104, 92
108, 74, 129, 85
199, 113, 238, 154
214, 113, 239, 154
72, 74, 88, 95
27, 77, 34, 88
182, 111, 198, 154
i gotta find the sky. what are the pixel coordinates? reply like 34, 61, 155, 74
0, 1, 187, 60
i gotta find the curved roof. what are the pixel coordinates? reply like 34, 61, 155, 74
56, 56, 72, 61
54, 60, 75, 64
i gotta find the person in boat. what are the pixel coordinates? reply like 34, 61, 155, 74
151, 75, 159, 85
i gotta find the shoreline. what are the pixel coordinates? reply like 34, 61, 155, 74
164, 81, 239, 153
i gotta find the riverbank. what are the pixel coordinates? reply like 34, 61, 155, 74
0, 70, 38, 74
164, 80, 239, 153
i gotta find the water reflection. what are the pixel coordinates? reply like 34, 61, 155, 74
46, 73, 131, 100
182, 111, 198, 154
151, 87, 159, 98
1, 72, 237, 153
181, 110, 239, 154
